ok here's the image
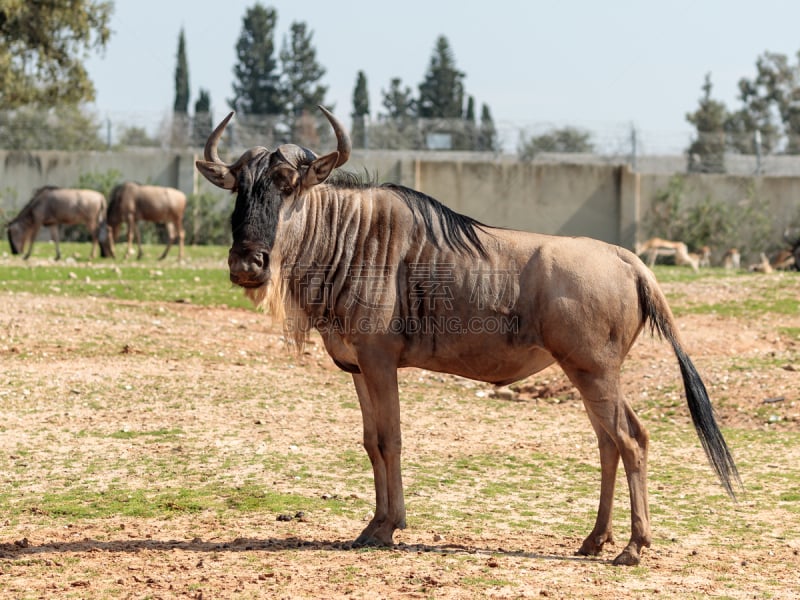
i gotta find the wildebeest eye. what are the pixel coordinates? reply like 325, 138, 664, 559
273, 168, 299, 195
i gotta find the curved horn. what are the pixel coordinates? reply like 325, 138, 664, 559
276, 144, 318, 167
319, 106, 351, 168
204, 111, 235, 164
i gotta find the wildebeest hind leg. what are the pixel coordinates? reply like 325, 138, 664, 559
565, 368, 651, 566
159, 222, 175, 260
577, 410, 619, 556
350, 368, 406, 547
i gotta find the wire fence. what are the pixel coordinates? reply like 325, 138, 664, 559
6, 108, 800, 176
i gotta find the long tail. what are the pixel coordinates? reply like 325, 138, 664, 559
637, 275, 742, 499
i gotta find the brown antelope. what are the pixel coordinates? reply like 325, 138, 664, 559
6, 186, 109, 260
770, 230, 800, 270
695, 245, 711, 268
196, 107, 740, 566
106, 182, 186, 260
722, 248, 741, 270
748, 252, 773, 273
636, 237, 699, 272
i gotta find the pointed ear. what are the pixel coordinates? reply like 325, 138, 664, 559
301, 151, 339, 187
196, 160, 237, 190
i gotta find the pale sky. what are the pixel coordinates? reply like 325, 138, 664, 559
85, 0, 800, 153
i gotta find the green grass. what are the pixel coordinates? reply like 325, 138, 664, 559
0, 242, 252, 309
651, 266, 800, 318
4, 485, 355, 521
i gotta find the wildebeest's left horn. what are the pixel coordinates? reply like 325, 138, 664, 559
319, 106, 351, 168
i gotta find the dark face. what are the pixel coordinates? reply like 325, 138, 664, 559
196, 107, 349, 292
228, 153, 297, 289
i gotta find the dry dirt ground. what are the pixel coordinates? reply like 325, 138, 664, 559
0, 268, 798, 599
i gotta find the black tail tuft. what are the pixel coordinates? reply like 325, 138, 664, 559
673, 344, 742, 499
638, 275, 742, 499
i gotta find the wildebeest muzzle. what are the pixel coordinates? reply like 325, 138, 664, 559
228, 246, 270, 288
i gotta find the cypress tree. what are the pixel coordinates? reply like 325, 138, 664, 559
351, 70, 370, 148
174, 28, 190, 114
192, 88, 213, 146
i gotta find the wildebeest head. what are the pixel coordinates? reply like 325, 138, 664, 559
196, 106, 351, 290
7, 219, 23, 255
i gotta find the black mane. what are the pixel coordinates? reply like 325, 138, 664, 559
328, 172, 489, 259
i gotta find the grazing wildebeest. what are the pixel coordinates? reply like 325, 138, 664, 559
6, 186, 108, 260
106, 182, 186, 260
196, 107, 741, 566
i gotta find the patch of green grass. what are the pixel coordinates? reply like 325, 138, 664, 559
0, 244, 253, 309
657, 269, 800, 318
650, 266, 727, 283
3, 484, 356, 522
108, 428, 184, 440
460, 574, 515, 588
683, 296, 799, 318
778, 326, 800, 340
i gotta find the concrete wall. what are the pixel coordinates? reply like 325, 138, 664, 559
2, 149, 798, 255
0, 149, 196, 210
414, 160, 623, 245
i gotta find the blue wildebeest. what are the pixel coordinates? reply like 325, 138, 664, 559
6, 186, 108, 260
196, 108, 741, 566
106, 182, 186, 260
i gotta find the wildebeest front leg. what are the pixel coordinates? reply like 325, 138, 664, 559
133, 220, 144, 259
123, 220, 135, 258
351, 368, 406, 547
49, 224, 62, 260
22, 225, 40, 259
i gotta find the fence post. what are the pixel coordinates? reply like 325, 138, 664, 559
754, 129, 762, 175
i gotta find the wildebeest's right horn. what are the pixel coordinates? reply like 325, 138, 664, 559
319, 106, 351, 168
204, 111, 233, 164
197, 112, 266, 191
196, 112, 238, 190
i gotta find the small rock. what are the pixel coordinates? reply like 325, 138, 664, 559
490, 386, 517, 401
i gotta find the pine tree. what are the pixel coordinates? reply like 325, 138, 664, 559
351, 70, 370, 149
279, 21, 328, 141
732, 52, 799, 154
381, 78, 416, 121
686, 73, 727, 173
376, 78, 419, 149
229, 4, 282, 115
174, 28, 190, 114
417, 36, 465, 119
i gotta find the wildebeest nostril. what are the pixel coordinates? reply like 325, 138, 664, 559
251, 251, 268, 270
